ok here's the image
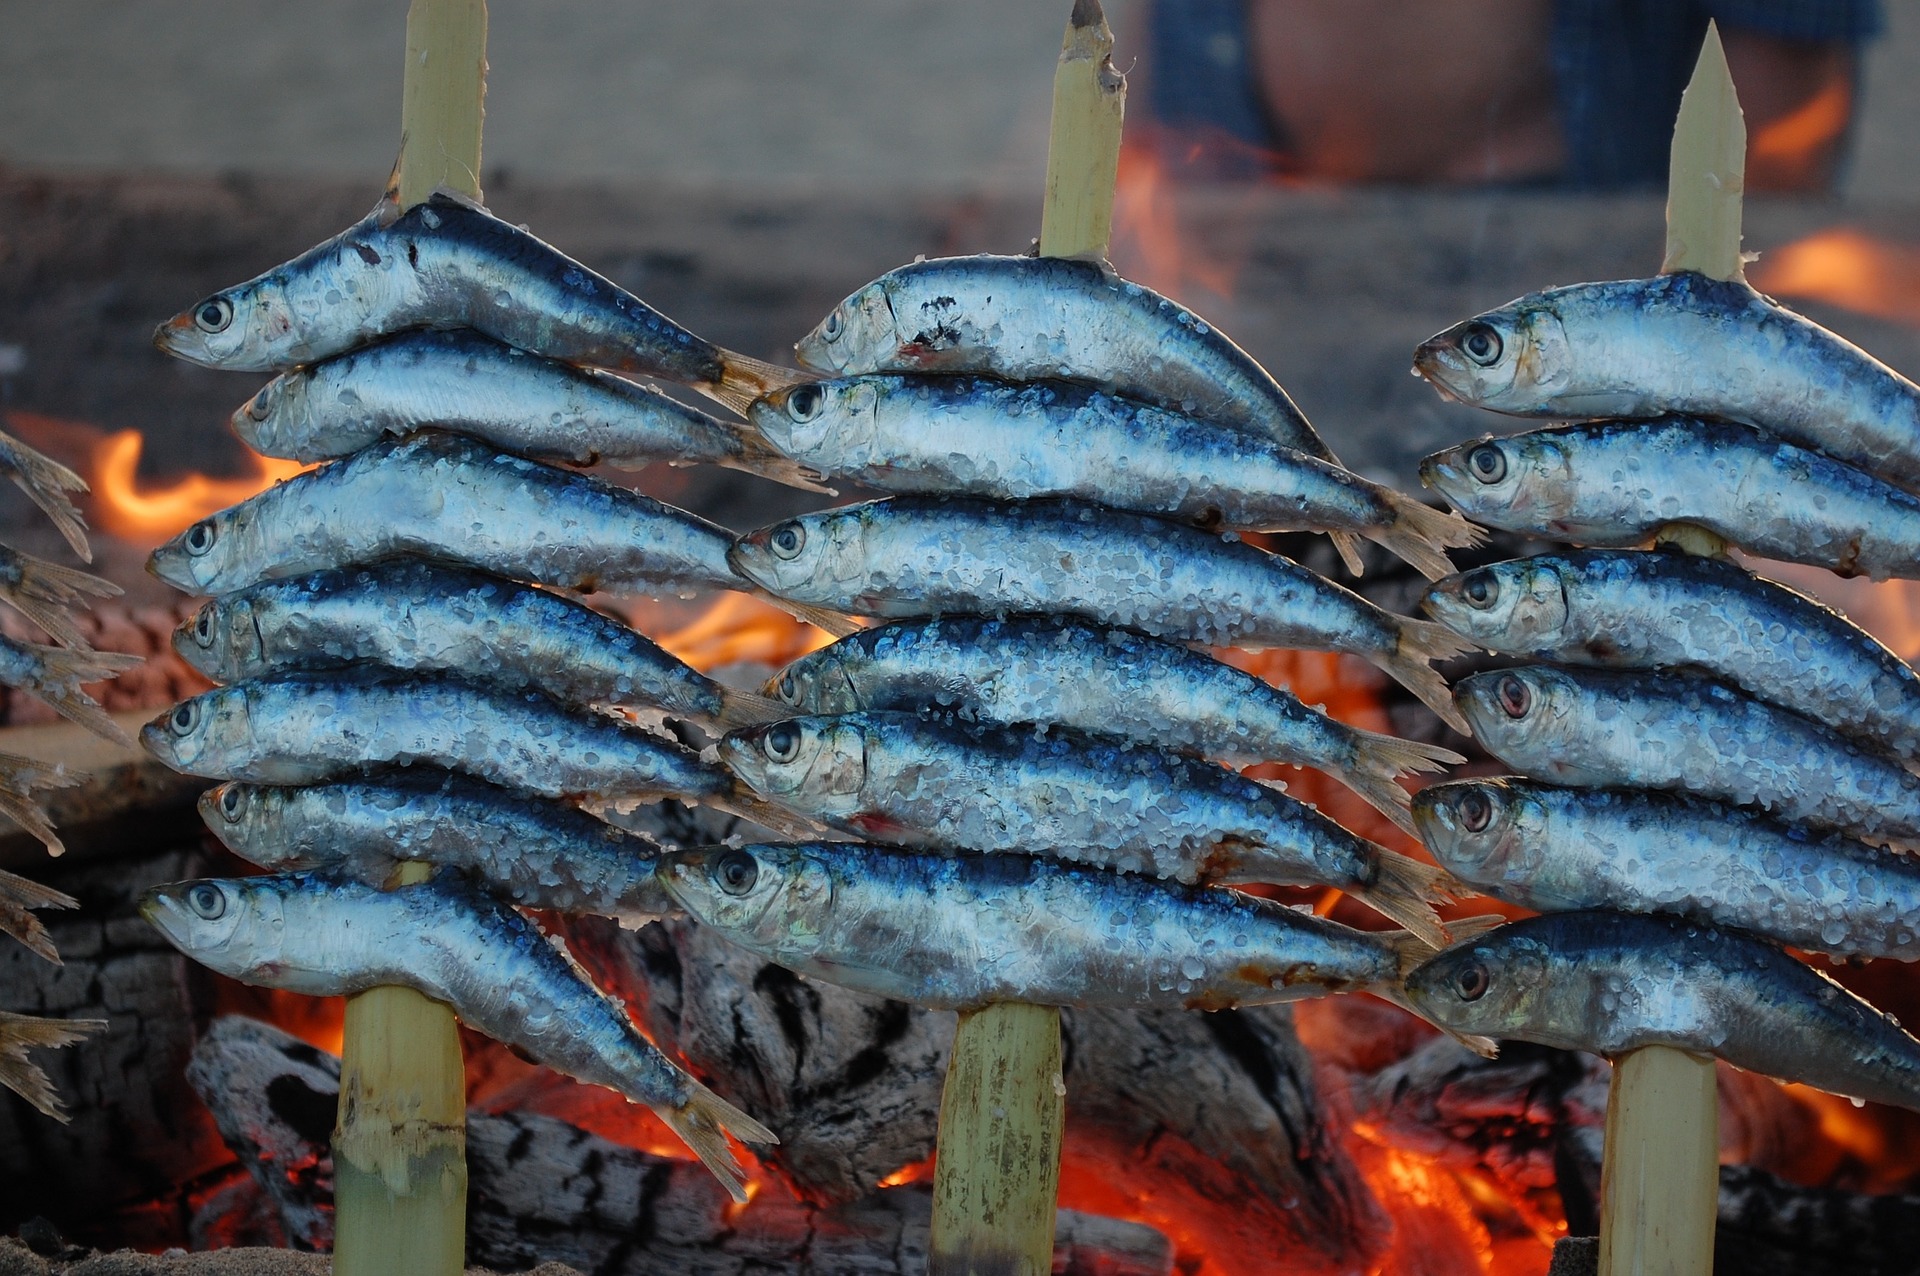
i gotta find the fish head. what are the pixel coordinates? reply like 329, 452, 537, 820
197, 782, 300, 868
1403, 924, 1555, 1042
795, 281, 896, 374
1410, 778, 1545, 885
149, 504, 254, 595
1418, 433, 1575, 529
153, 277, 301, 371
228, 371, 312, 460
174, 595, 264, 681
140, 876, 290, 980
1423, 560, 1571, 650
1412, 301, 1570, 413
140, 686, 252, 777
729, 508, 866, 601
719, 715, 868, 810
659, 843, 836, 951
1453, 666, 1575, 763
766, 648, 862, 715
747, 378, 878, 462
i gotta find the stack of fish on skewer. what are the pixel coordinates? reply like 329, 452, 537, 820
1401, 269, 1920, 1109
130, 176, 1497, 1199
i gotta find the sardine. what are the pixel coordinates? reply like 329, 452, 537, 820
719, 711, 1455, 944
0, 636, 142, 744
153, 186, 793, 411
0, 428, 91, 562
1414, 272, 1920, 495
174, 561, 781, 732
1456, 665, 1920, 846
0, 1011, 105, 1122
138, 670, 806, 834
1416, 777, 1920, 962
0, 755, 78, 858
659, 842, 1434, 1011
200, 775, 676, 927
146, 431, 850, 635
1421, 419, 1920, 580
767, 615, 1462, 836
140, 871, 775, 1197
1403, 909, 1920, 1112
1426, 549, 1920, 761
232, 329, 826, 491
729, 497, 1472, 732
0, 866, 77, 963
0, 545, 121, 650
749, 375, 1478, 579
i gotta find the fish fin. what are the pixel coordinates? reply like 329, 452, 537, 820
19, 645, 143, 745
1, 553, 120, 649
1440, 913, 1508, 945
0, 865, 73, 965
1339, 768, 1420, 839
721, 429, 840, 496
1351, 851, 1454, 948
1366, 493, 1486, 582
0, 753, 79, 858
0, 430, 93, 563
713, 687, 790, 733
711, 789, 828, 841
0, 867, 78, 915
0, 1012, 106, 1121
704, 351, 812, 417
760, 594, 860, 639
1348, 727, 1466, 777
1377, 619, 1474, 735
657, 1080, 777, 1204
1329, 531, 1367, 577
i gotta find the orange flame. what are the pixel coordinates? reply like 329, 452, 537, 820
1110, 135, 1242, 305
1750, 228, 1920, 328
651, 592, 837, 674
88, 429, 307, 542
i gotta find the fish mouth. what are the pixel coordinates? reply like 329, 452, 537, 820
137, 716, 181, 766
136, 886, 185, 940
147, 541, 202, 592
1418, 454, 1465, 494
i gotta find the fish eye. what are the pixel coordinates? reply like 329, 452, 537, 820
195, 297, 235, 334
1467, 444, 1507, 484
775, 671, 801, 704
1496, 675, 1532, 719
1459, 322, 1502, 366
763, 722, 802, 763
170, 701, 201, 736
191, 608, 216, 647
1461, 570, 1499, 609
217, 786, 247, 822
822, 308, 844, 341
187, 882, 227, 920
1458, 788, 1493, 832
786, 384, 825, 422
1453, 961, 1490, 1001
245, 385, 275, 421
714, 848, 760, 896
184, 520, 218, 557
768, 522, 806, 561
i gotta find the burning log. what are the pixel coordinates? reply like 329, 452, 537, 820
186, 1015, 1175, 1276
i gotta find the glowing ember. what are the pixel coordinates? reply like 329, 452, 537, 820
89, 429, 307, 543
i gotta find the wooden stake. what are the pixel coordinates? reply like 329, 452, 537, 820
332, 5, 486, 1275
929, 6, 1122, 1274
1598, 22, 1739, 1276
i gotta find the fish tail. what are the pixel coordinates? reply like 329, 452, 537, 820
1367, 493, 1487, 582
752, 589, 860, 639
657, 1081, 778, 1204
1338, 767, 1420, 839
1337, 730, 1465, 836
713, 687, 790, 733
0, 752, 79, 858
1369, 936, 1502, 1059
704, 351, 813, 417
1376, 619, 1474, 735
0, 432, 93, 563
1352, 850, 1458, 948
0, 1012, 106, 1121
711, 788, 826, 840
0, 867, 78, 964
3, 554, 120, 649
23, 645, 143, 745
1329, 531, 1367, 577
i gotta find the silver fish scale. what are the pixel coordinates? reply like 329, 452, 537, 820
1430, 549, 1920, 760
1422, 419, 1920, 579
147, 431, 741, 599
795, 254, 1334, 463
205, 774, 676, 926
143, 670, 727, 802
749, 373, 1386, 534
660, 843, 1403, 1011
1459, 665, 1920, 846
238, 330, 747, 468
1405, 909, 1920, 1112
725, 711, 1380, 890
1417, 779, 1920, 961
180, 561, 727, 724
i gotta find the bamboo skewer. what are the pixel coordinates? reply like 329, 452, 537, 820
331, 4, 487, 1274
926, 5, 1124, 1273
1597, 22, 1740, 1276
